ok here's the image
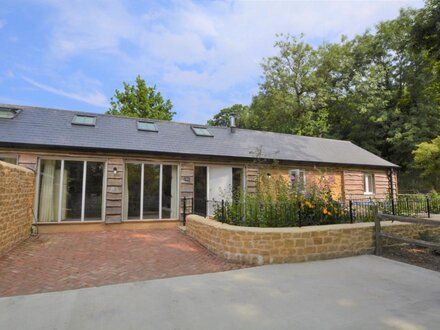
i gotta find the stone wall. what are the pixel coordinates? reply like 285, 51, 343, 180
0, 161, 35, 255
186, 214, 439, 265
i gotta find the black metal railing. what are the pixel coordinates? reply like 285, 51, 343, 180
180, 195, 440, 227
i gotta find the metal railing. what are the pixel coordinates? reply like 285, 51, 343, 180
180, 196, 440, 227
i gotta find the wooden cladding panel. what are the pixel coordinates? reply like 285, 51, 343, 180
106, 158, 124, 223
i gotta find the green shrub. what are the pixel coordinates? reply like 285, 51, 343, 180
214, 167, 352, 227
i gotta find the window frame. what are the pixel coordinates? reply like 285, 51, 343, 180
137, 121, 158, 132
72, 115, 97, 126
123, 161, 180, 221
36, 157, 107, 223
0, 108, 21, 119
289, 169, 306, 189
191, 126, 213, 137
363, 173, 375, 195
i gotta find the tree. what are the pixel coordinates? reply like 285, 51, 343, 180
413, 136, 440, 190
237, 34, 330, 136
207, 104, 249, 127
411, 0, 440, 60
207, 1, 440, 192
107, 75, 175, 120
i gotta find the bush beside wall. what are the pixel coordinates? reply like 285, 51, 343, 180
0, 161, 35, 255
186, 214, 440, 265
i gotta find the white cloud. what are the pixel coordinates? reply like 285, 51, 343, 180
20, 0, 425, 120
21, 75, 107, 107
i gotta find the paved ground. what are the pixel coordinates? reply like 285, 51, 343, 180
1, 255, 439, 330
0, 229, 245, 297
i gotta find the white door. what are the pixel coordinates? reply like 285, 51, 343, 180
208, 166, 233, 215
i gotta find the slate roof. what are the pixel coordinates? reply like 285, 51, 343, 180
0, 104, 398, 168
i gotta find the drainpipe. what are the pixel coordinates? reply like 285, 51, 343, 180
387, 168, 395, 215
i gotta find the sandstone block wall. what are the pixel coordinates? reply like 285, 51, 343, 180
0, 161, 35, 255
186, 215, 439, 265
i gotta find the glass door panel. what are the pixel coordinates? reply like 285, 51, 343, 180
162, 165, 178, 218
38, 159, 61, 222
143, 164, 160, 219
84, 162, 104, 220
61, 161, 84, 221
125, 163, 142, 220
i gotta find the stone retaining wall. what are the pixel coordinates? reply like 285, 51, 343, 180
0, 161, 35, 255
186, 215, 440, 265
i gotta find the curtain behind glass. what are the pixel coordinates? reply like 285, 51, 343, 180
38, 160, 61, 222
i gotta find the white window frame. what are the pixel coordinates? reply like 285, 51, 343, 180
363, 173, 375, 195
123, 161, 180, 221
289, 169, 306, 188
36, 158, 107, 223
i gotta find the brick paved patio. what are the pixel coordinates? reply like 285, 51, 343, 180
0, 229, 247, 297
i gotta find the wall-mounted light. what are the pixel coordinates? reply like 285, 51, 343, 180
113, 167, 118, 175
266, 173, 271, 178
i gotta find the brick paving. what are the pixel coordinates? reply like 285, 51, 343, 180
0, 229, 247, 297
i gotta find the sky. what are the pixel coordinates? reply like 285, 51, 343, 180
0, 0, 424, 124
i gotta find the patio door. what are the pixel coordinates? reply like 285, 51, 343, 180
208, 166, 233, 216
194, 166, 208, 216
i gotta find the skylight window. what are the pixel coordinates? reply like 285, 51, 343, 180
72, 115, 96, 126
192, 126, 213, 137
137, 121, 158, 132
0, 108, 20, 119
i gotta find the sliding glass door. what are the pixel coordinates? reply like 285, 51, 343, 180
37, 159, 105, 222
124, 163, 178, 220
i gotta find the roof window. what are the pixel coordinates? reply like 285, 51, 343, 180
137, 121, 158, 132
191, 126, 213, 137
72, 115, 96, 126
0, 108, 20, 119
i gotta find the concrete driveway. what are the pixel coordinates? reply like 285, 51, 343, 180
1, 255, 439, 330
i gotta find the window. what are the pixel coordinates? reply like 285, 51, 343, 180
123, 163, 178, 220
0, 155, 17, 165
137, 121, 158, 132
289, 169, 306, 189
232, 168, 244, 197
192, 126, 213, 137
0, 108, 20, 119
364, 173, 375, 195
72, 115, 96, 126
37, 159, 105, 222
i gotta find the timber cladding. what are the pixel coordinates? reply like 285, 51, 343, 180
186, 215, 439, 265
0, 148, 398, 226
0, 161, 35, 255
106, 158, 124, 223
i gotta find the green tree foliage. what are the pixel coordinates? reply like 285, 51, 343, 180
413, 136, 440, 189
107, 75, 175, 120
412, 0, 440, 59
207, 104, 249, 127
208, 1, 440, 192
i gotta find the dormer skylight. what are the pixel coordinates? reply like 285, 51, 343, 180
0, 107, 20, 119
72, 115, 96, 126
137, 121, 158, 132
192, 126, 213, 137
